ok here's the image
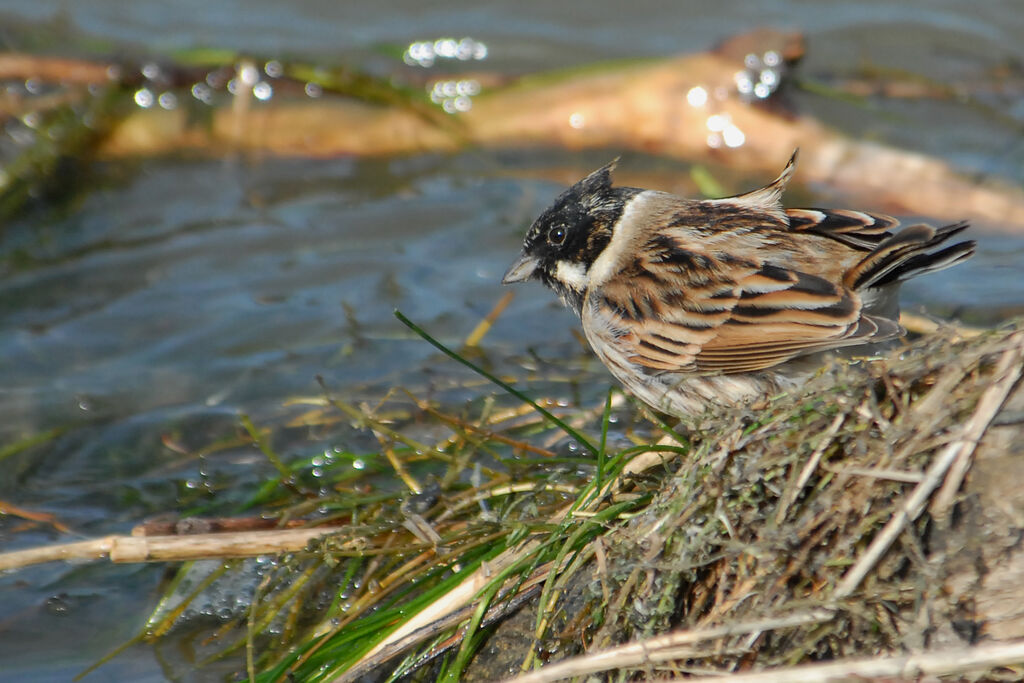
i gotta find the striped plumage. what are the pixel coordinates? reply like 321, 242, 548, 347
503, 153, 975, 417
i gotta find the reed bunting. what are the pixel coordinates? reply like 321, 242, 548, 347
502, 153, 975, 417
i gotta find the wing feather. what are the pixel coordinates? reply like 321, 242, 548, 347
586, 229, 898, 375
786, 208, 898, 250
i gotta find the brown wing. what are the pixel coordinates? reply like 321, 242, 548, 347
786, 208, 898, 250
587, 238, 900, 376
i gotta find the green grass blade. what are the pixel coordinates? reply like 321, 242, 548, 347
394, 310, 598, 456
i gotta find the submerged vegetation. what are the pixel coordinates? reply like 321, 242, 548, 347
60, 316, 1021, 681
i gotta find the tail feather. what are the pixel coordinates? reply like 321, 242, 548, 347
844, 220, 974, 291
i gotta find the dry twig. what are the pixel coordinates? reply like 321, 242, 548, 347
0, 527, 340, 571
503, 610, 835, 683
667, 639, 1024, 682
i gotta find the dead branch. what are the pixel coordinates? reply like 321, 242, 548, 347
0, 527, 340, 571
6, 31, 1017, 231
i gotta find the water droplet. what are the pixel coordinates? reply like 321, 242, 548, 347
304, 82, 322, 98
353, 459, 365, 470
46, 594, 70, 615
569, 112, 585, 129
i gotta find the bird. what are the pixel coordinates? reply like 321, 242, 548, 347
502, 152, 975, 417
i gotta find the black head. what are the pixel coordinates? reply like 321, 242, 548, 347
502, 160, 639, 313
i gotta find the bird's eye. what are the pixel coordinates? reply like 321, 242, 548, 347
548, 226, 567, 245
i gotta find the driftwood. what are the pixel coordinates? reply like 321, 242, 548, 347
3, 30, 1024, 232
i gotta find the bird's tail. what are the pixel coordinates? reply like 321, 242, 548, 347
844, 221, 975, 291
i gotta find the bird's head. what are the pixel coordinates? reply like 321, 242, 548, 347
502, 160, 638, 313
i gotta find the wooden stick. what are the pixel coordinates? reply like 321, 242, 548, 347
0, 527, 340, 571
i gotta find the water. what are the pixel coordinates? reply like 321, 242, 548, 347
1, 2, 1023, 680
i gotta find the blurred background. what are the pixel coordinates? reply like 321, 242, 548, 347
0, 1, 1022, 680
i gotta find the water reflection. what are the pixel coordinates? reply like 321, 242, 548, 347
403, 37, 488, 67
404, 36, 489, 114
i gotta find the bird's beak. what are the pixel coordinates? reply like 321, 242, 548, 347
502, 253, 539, 284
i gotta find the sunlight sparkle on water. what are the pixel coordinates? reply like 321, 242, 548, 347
264, 60, 284, 78
429, 79, 480, 114
253, 81, 273, 101
157, 92, 177, 109
686, 86, 708, 107
141, 63, 163, 81
133, 88, 154, 108
682, 48, 790, 149
191, 82, 213, 104
407, 37, 488, 113
404, 37, 488, 67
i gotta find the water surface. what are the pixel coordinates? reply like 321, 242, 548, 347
1, 2, 1022, 680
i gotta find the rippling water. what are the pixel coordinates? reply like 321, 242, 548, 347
1, 2, 1023, 680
